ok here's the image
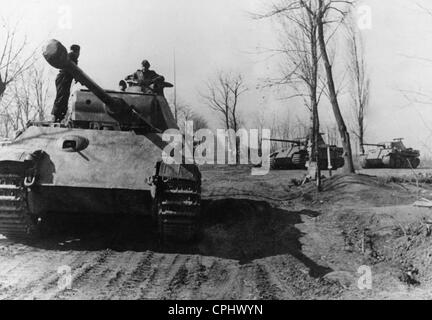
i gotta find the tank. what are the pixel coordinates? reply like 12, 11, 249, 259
360, 138, 420, 169
0, 39, 201, 243
268, 135, 344, 170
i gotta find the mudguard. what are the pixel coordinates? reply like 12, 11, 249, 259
157, 162, 201, 183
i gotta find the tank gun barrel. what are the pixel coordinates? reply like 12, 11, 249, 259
43, 40, 119, 108
43, 39, 155, 128
362, 143, 385, 148
265, 138, 306, 145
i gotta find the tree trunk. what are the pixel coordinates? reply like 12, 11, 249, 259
0, 74, 6, 97
359, 125, 365, 154
225, 113, 230, 131
312, 102, 321, 186
310, 23, 321, 190
317, 11, 355, 174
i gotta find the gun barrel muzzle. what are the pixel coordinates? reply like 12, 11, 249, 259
43, 39, 69, 69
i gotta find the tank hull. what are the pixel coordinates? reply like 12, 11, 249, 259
271, 151, 307, 170
0, 125, 201, 241
360, 140, 421, 169
1, 126, 167, 190
360, 155, 421, 169
270, 146, 344, 171
28, 186, 152, 217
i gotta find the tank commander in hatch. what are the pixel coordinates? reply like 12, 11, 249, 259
126, 60, 164, 94
51, 44, 81, 123
118, 80, 127, 92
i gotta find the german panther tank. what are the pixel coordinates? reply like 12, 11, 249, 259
0, 40, 201, 242
360, 138, 420, 169
268, 138, 309, 170
268, 134, 344, 170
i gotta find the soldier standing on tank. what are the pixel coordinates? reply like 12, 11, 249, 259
51, 44, 81, 122
127, 60, 162, 94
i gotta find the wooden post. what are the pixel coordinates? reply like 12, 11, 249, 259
327, 145, 333, 177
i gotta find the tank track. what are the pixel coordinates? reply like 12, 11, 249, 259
0, 173, 37, 240
156, 178, 201, 243
291, 151, 308, 169
270, 157, 277, 170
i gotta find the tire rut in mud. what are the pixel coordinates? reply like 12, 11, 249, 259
0, 197, 337, 299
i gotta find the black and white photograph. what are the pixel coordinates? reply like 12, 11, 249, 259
0, 0, 432, 306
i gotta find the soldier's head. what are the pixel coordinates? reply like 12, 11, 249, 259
70, 44, 81, 57
141, 60, 150, 71
118, 80, 127, 92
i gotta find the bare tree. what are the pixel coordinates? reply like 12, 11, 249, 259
200, 71, 247, 132
326, 124, 340, 146
0, 64, 51, 137
399, 3, 432, 105
31, 65, 51, 122
316, 0, 356, 173
0, 96, 13, 137
261, 0, 356, 173
256, 0, 355, 183
346, 14, 370, 155
200, 71, 247, 163
0, 19, 35, 98
191, 113, 209, 132
269, 112, 293, 151
257, 0, 327, 186
176, 102, 209, 133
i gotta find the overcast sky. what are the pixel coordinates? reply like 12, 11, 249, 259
2, 0, 432, 156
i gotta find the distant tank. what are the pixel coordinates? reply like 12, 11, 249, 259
0, 40, 201, 242
360, 138, 420, 169
268, 134, 344, 170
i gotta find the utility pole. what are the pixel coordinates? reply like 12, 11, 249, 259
173, 49, 178, 123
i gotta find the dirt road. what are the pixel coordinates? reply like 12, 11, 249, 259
1, 166, 432, 300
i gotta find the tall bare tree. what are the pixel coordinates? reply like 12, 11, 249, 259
31, 65, 51, 122
346, 15, 370, 155
176, 102, 209, 133
258, 0, 327, 186
200, 71, 247, 132
398, 4, 432, 114
0, 19, 35, 99
0, 64, 51, 137
200, 71, 247, 163
316, 0, 355, 173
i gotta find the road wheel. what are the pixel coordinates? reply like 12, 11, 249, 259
336, 157, 345, 169
384, 155, 396, 168
360, 157, 369, 169
394, 157, 401, 169
270, 157, 277, 170
0, 172, 42, 242
154, 178, 201, 243
410, 158, 420, 169
292, 152, 307, 168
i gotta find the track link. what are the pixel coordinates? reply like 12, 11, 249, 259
0, 173, 37, 240
157, 179, 201, 242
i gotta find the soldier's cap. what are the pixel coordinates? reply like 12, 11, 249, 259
141, 60, 150, 68
70, 44, 81, 51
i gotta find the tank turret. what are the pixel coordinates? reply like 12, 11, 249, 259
43, 39, 177, 132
